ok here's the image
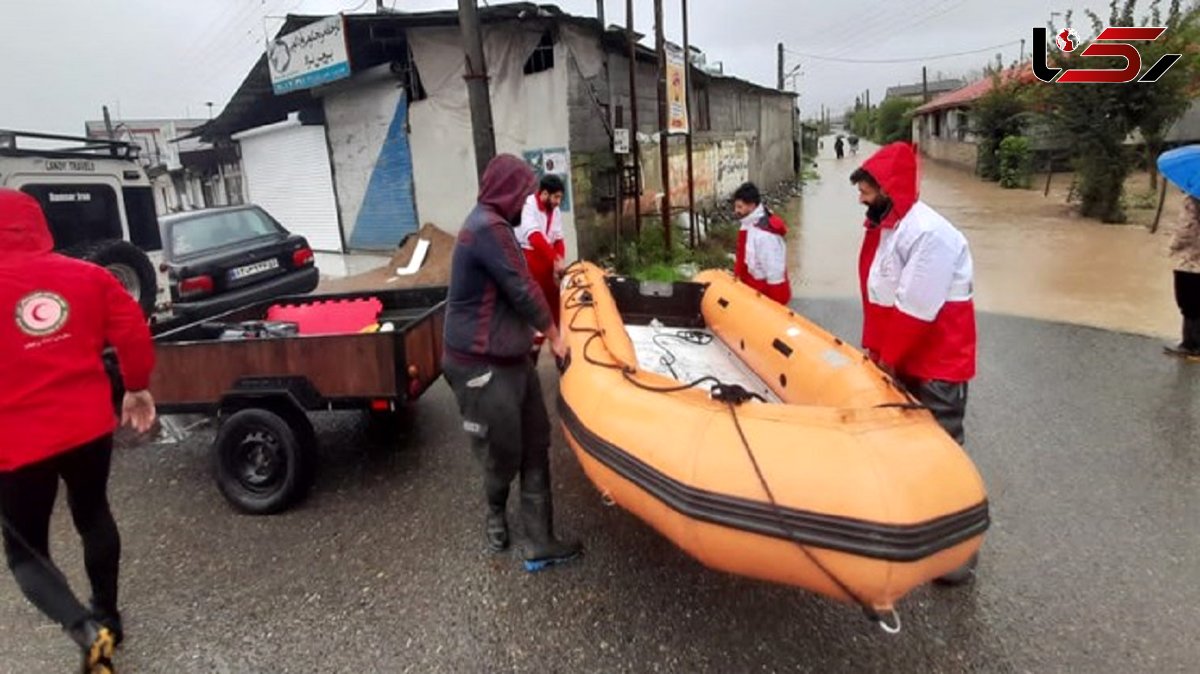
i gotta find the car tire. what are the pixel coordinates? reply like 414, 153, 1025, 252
65, 239, 158, 317
213, 408, 316, 515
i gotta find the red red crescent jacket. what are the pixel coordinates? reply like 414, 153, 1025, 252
515, 193, 565, 327
0, 189, 155, 471
857, 143, 976, 383
734, 207, 791, 305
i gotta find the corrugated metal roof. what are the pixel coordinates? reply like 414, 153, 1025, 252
194, 2, 791, 143
885, 80, 963, 99
913, 67, 1038, 115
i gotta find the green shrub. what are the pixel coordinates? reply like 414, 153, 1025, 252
998, 135, 1033, 189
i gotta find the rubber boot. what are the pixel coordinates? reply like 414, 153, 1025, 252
1164, 318, 1200, 359
69, 619, 116, 674
520, 492, 582, 571
90, 601, 124, 648
483, 470, 510, 553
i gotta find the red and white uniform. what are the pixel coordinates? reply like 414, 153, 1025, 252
515, 193, 565, 326
0, 189, 155, 472
858, 143, 976, 383
734, 205, 791, 305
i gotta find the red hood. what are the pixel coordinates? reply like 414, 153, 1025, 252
764, 211, 788, 235
478, 154, 536, 223
0, 189, 54, 264
860, 142, 920, 228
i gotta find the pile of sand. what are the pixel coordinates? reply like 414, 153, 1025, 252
320, 223, 456, 293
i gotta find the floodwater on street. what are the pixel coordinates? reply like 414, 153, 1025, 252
785, 136, 1182, 340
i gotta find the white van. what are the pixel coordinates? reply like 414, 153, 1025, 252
0, 129, 169, 320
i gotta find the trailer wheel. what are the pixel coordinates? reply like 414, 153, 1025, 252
213, 408, 315, 515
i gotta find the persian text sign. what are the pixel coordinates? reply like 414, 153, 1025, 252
268, 15, 351, 95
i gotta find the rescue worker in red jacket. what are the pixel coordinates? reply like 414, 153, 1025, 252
851, 143, 978, 584
0, 188, 156, 673
850, 142, 976, 441
515, 174, 567, 357
732, 182, 791, 305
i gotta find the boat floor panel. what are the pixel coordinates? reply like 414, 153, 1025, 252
625, 323, 781, 403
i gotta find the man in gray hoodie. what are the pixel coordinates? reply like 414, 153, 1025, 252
443, 154, 581, 570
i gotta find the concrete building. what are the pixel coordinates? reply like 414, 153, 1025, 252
85, 119, 243, 215
909, 68, 1041, 173
910, 64, 1200, 176
197, 3, 795, 256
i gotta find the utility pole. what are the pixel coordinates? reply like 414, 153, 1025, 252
777, 42, 785, 90
654, 0, 671, 250
922, 66, 929, 103
682, 0, 696, 248
626, 0, 641, 236
864, 89, 871, 137
102, 106, 115, 140
1020, 38, 1026, 63
599, 0, 620, 247
458, 0, 496, 179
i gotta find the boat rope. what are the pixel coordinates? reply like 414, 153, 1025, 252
651, 330, 714, 381
724, 398, 901, 633
561, 265, 904, 632
565, 271, 749, 398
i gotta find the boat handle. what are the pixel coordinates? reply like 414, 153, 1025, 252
875, 609, 902, 635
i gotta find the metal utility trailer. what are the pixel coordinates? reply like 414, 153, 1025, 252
144, 287, 447, 514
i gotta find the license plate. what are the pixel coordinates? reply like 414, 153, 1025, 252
229, 258, 280, 281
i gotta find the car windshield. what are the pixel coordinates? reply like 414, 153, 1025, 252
170, 209, 281, 258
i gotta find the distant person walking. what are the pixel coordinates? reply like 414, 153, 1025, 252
834, 136, 845, 160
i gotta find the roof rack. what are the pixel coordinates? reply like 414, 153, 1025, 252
0, 129, 140, 161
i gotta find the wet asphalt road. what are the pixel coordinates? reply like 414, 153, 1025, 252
1, 301, 1198, 673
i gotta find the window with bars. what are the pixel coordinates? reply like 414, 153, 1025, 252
523, 31, 555, 75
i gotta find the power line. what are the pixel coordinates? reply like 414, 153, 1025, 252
824, 0, 943, 54
790, 0, 898, 51
784, 40, 1021, 64
777, 0, 942, 77
833, 0, 973, 59
822, 0, 967, 60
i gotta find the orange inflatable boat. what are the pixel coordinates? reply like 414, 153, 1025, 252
557, 262, 988, 629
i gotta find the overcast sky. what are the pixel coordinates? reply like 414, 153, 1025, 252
1, 0, 1121, 135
